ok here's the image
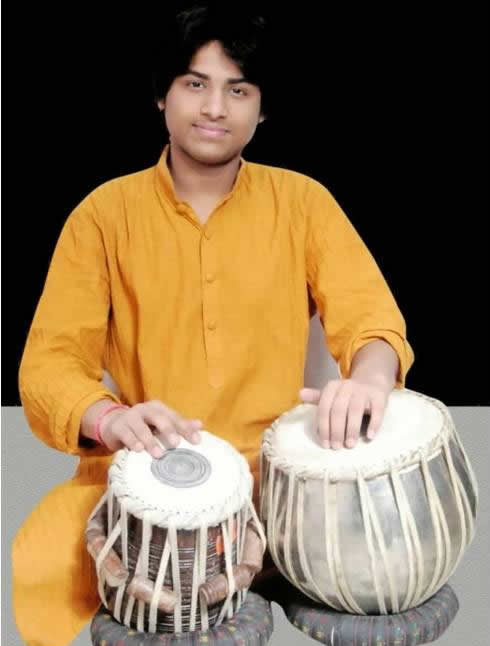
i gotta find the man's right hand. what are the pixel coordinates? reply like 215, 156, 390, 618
81, 400, 203, 458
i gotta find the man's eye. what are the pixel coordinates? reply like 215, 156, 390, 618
231, 88, 247, 96
187, 81, 204, 89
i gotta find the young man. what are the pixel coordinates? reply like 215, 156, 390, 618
13, 5, 414, 645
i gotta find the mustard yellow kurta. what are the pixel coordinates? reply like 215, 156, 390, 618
13, 146, 414, 645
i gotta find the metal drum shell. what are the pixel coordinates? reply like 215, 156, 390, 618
260, 391, 478, 615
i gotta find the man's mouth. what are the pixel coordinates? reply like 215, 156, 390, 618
193, 124, 230, 137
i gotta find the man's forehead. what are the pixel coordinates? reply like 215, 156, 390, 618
188, 41, 246, 82
185, 68, 248, 84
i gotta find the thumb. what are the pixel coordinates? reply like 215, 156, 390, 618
299, 387, 322, 404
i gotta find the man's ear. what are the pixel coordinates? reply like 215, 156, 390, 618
258, 115, 266, 124
157, 100, 165, 112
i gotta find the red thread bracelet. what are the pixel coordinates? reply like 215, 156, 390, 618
94, 404, 129, 447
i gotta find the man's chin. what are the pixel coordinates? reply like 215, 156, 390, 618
179, 142, 241, 167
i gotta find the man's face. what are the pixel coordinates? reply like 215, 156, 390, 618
159, 40, 264, 166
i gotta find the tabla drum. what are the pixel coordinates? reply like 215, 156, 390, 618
260, 388, 478, 615
86, 431, 266, 634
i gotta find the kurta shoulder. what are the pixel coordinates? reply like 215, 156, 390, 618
247, 160, 337, 206
68, 165, 158, 228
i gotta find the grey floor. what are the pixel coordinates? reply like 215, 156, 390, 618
3, 406, 489, 645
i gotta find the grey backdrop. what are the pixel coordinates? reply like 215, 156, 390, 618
3, 316, 490, 645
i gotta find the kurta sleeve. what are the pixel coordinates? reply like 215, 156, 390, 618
303, 178, 414, 388
18, 195, 122, 456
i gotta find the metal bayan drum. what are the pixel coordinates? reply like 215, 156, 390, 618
86, 431, 266, 634
260, 389, 478, 615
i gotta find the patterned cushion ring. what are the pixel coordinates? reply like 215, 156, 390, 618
90, 591, 273, 645
284, 583, 459, 646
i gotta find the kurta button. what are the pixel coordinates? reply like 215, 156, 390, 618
205, 273, 215, 283
204, 229, 212, 240
207, 321, 217, 331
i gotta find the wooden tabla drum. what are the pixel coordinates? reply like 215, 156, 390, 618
260, 388, 478, 615
86, 431, 266, 634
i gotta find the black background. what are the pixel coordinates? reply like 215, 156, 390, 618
2, 4, 488, 405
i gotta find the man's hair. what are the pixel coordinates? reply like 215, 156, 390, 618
151, 3, 274, 117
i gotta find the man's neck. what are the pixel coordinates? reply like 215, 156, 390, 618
168, 143, 241, 203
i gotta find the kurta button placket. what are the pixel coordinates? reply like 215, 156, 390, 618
201, 228, 222, 387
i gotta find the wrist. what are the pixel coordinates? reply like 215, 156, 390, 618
94, 405, 129, 447
350, 370, 395, 393
80, 399, 126, 445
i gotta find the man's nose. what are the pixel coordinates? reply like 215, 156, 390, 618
200, 90, 228, 119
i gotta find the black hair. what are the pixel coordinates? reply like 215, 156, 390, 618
151, 3, 274, 117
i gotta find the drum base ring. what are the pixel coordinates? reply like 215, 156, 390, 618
284, 583, 459, 646
90, 591, 273, 645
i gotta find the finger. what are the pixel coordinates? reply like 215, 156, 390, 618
165, 410, 203, 445
189, 419, 204, 443
146, 402, 202, 445
329, 385, 354, 449
126, 414, 166, 458
299, 387, 322, 404
366, 394, 387, 440
113, 424, 152, 453
316, 381, 342, 448
136, 410, 182, 449
150, 421, 182, 449
345, 394, 369, 448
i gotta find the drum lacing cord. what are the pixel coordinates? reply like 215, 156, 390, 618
282, 470, 300, 592
321, 474, 348, 613
306, 473, 362, 613
235, 507, 244, 613
442, 436, 473, 574
88, 490, 114, 609
390, 467, 424, 611
215, 515, 237, 625
114, 503, 128, 621
141, 512, 154, 630
198, 524, 210, 631
242, 496, 267, 600
267, 462, 288, 583
317, 474, 364, 613
419, 451, 452, 604
259, 450, 266, 521
453, 429, 479, 509
148, 526, 171, 631
120, 510, 150, 630
357, 471, 398, 614
417, 437, 473, 606
169, 526, 182, 631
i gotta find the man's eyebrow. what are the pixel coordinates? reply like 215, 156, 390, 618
186, 69, 249, 84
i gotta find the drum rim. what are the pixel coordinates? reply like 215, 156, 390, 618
261, 389, 457, 481
108, 431, 253, 529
